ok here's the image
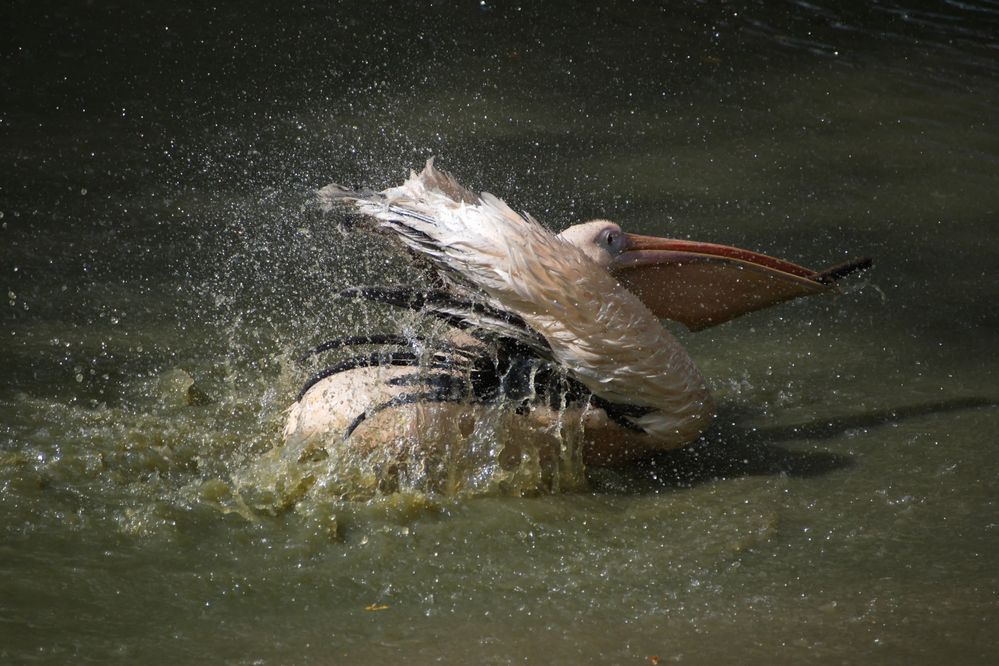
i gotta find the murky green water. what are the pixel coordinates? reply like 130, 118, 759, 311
3, 1, 998, 663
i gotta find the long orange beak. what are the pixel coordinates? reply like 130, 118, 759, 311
610, 233, 871, 331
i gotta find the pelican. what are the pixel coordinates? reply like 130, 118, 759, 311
259, 161, 869, 499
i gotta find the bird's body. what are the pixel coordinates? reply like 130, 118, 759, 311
315, 164, 714, 444
253, 161, 869, 500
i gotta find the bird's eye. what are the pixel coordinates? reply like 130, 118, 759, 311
601, 229, 620, 248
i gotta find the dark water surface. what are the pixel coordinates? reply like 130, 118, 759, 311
3, 1, 998, 663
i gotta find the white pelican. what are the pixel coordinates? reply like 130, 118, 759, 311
262, 161, 869, 498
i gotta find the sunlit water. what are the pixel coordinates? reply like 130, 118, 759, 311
3, 1, 998, 663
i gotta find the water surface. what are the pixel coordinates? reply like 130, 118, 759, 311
3, 1, 998, 663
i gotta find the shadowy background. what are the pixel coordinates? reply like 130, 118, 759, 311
3, 1, 998, 663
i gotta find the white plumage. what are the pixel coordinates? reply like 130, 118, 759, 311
318, 160, 714, 446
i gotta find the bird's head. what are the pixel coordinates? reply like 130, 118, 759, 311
557, 219, 870, 331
